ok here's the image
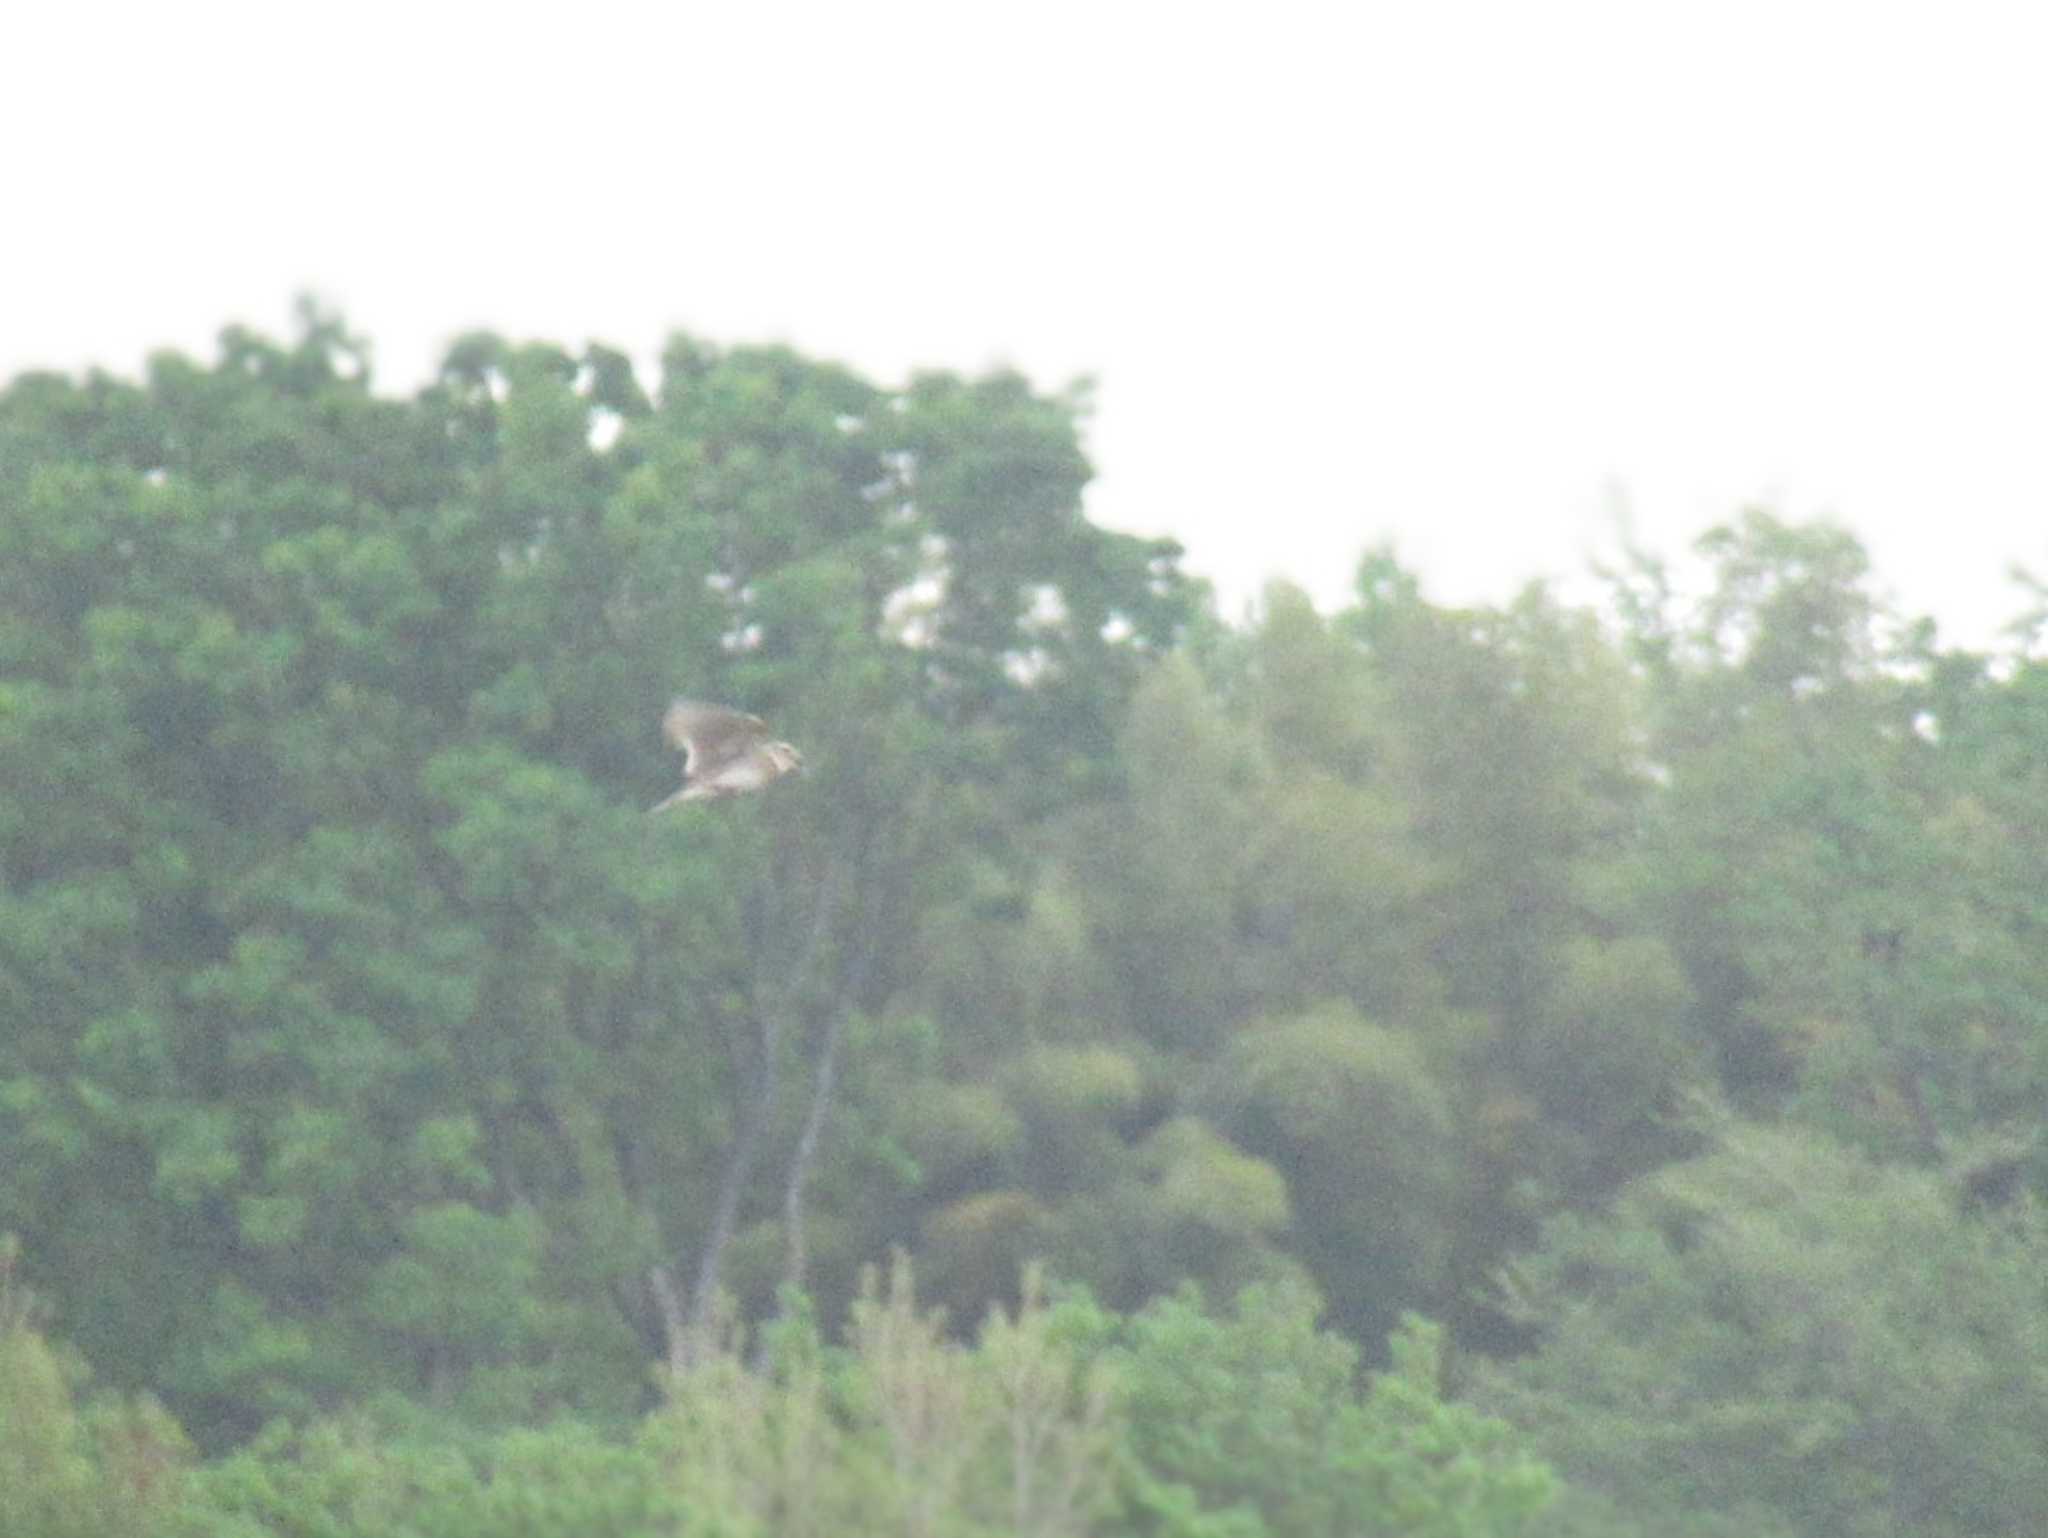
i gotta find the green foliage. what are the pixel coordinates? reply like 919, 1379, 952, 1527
9, 1248, 1544, 1538
1199, 1004, 1458, 1344
14, 311, 2048, 1538
172, 1417, 693, 1538
1479, 1121, 2048, 1538
0, 1238, 190, 1538
0, 312, 1190, 1445
640, 1253, 1129, 1538
1117, 1282, 1553, 1538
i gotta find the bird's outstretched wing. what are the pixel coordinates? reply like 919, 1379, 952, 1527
662, 699, 771, 777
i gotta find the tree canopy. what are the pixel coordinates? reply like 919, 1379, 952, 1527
5, 311, 2048, 1536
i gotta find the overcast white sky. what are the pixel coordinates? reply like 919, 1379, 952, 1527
7, 2, 2047, 646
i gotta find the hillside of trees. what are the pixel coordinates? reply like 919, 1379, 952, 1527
4, 310, 2048, 1536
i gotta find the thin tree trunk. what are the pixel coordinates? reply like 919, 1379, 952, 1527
648, 1262, 690, 1379
670, 851, 849, 1353
780, 825, 890, 1300
687, 1000, 781, 1334
780, 1002, 846, 1299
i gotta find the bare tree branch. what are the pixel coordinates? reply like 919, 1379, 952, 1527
779, 794, 916, 1302
670, 838, 852, 1359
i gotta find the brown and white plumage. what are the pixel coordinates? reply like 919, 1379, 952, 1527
650, 700, 802, 812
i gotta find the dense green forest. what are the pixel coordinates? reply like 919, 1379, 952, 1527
4, 310, 2048, 1536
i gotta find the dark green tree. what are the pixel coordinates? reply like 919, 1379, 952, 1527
1478, 1118, 2048, 1538
0, 312, 1192, 1444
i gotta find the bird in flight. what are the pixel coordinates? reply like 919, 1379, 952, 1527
651, 700, 803, 812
